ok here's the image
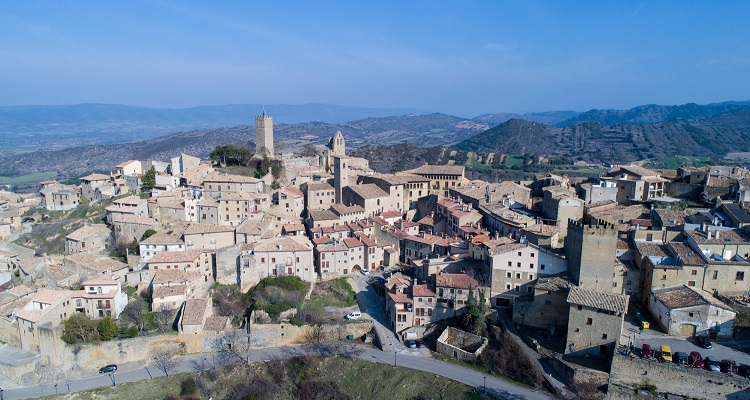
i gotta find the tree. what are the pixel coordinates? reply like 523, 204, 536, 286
141, 229, 157, 241
297, 143, 319, 157
128, 238, 140, 255
152, 348, 179, 377
141, 166, 156, 189
61, 313, 100, 344
464, 287, 487, 335
157, 309, 176, 332
122, 299, 147, 332
208, 331, 251, 365
210, 145, 254, 166
97, 317, 118, 341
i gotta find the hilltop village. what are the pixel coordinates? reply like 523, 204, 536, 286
3, 114, 750, 399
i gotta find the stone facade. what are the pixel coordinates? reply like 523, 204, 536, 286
565, 220, 618, 292
565, 286, 628, 359
436, 327, 488, 362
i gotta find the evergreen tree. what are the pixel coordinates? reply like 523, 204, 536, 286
129, 238, 139, 255
97, 317, 118, 341
141, 166, 156, 189
61, 313, 100, 344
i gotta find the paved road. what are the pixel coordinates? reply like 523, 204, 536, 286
350, 271, 405, 353
1, 345, 550, 400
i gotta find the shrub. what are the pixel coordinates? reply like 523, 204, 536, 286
61, 314, 100, 344
180, 376, 196, 396
296, 380, 352, 400
231, 377, 279, 400
290, 317, 304, 326
97, 317, 118, 341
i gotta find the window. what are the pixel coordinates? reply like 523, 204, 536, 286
261, 258, 265, 263
577, 305, 583, 310
517, 251, 522, 256
713, 271, 718, 279
517, 262, 521, 267
506, 284, 511, 290
688, 281, 696, 287
737, 271, 745, 281
507, 272, 512, 278
507, 261, 512, 267
689, 312, 694, 317
530, 253, 535, 258
612, 282, 617, 287
529, 263, 534, 269
516, 273, 521, 279
602, 334, 608, 340
691, 270, 697, 276
586, 318, 593, 325
540, 264, 545, 270
529, 274, 534, 280
661, 275, 667, 280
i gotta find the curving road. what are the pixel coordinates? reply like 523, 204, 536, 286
1, 345, 550, 400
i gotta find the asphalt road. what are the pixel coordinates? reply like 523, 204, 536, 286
0, 345, 550, 400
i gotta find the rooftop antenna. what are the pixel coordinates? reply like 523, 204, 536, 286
262, 104, 266, 117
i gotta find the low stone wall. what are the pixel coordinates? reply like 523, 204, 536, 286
436, 327, 488, 362
248, 321, 372, 348
547, 354, 609, 387
609, 352, 750, 399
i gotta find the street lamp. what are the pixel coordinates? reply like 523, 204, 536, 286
483, 376, 486, 394
394, 351, 397, 367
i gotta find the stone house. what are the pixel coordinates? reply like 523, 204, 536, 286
72, 274, 128, 319
542, 186, 583, 238
478, 203, 537, 240
239, 236, 315, 291
359, 174, 429, 212
146, 250, 213, 284
201, 172, 264, 199
105, 195, 148, 224
513, 275, 571, 331
449, 180, 532, 210
112, 214, 158, 244
401, 232, 460, 265
606, 165, 668, 205
403, 165, 465, 197
565, 286, 629, 359
152, 197, 187, 224
63, 252, 129, 280
151, 270, 199, 312
342, 184, 393, 217
183, 224, 235, 251
179, 298, 211, 334
301, 181, 335, 211
272, 186, 305, 218
170, 153, 202, 176
65, 224, 112, 255
435, 272, 480, 317
437, 327, 488, 361
79, 173, 111, 199
44, 189, 80, 211
115, 160, 142, 177
139, 233, 186, 261
649, 285, 736, 338
15, 289, 74, 351
315, 237, 367, 279
485, 238, 567, 307
306, 209, 339, 229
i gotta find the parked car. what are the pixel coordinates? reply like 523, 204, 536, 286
689, 351, 705, 369
641, 344, 652, 359
345, 312, 362, 320
416, 339, 425, 348
673, 352, 688, 366
704, 357, 721, 372
658, 345, 672, 363
406, 340, 417, 348
98, 364, 117, 374
721, 359, 739, 374
738, 364, 750, 377
697, 336, 713, 349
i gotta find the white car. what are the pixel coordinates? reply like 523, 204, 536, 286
362, 270, 370, 276
345, 312, 362, 320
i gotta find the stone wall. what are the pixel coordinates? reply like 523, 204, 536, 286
436, 327, 488, 362
247, 320, 372, 348
609, 352, 750, 399
547, 354, 609, 386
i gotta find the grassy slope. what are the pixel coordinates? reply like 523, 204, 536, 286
38, 357, 487, 400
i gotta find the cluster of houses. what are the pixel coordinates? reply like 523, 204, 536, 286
1, 112, 750, 369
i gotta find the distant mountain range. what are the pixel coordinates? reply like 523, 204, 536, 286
0, 103, 426, 155
454, 109, 750, 164
2, 100, 750, 181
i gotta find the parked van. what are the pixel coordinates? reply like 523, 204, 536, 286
659, 345, 672, 362
345, 311, 362, 320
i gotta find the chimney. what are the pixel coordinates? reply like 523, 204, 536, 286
715, 230, 720, 240
707, 230, 712, 240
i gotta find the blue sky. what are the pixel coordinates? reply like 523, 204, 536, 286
0, 1, 748, 117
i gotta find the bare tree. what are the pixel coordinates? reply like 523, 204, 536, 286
152, 349, 179, 377
62, 369, 78, 392
156, 309, 176, 332
303, 324, 325, 346
122, 299, 147, 332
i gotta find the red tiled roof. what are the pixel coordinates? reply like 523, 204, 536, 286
436, 273, 478, 289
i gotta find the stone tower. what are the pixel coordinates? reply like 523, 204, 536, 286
255, 113, 274, 157
330, 131, 345, 156
565, 219, 618, 292
334, 155, 348, 203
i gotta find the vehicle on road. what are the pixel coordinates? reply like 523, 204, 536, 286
345, 311, 362, 320
721, 359, 738, 374
406, 340, 417, 348
697, 336, 713, 349
641, 344, 652, 359
635, 311, 650, 329
689, 351, 705, 369
673, 352, 688, 366
416, 339, 425, 348
739, 364, 750, 377
361, 269, 370, 275
659, 345, 672, 363
705, 357, 721, 372
98, 364, 117, 374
